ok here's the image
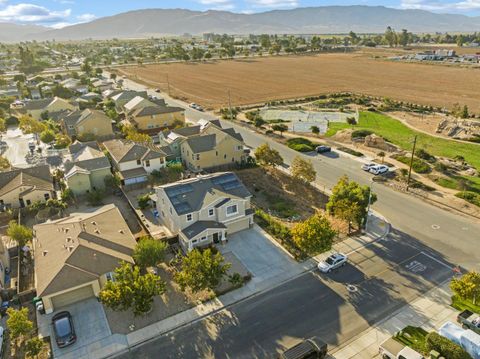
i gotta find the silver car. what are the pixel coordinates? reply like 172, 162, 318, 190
317, 253, 348, 273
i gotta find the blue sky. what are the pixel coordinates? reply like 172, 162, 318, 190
0, 0, 479, 28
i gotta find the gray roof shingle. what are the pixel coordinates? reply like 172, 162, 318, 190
181, 221, 226, 239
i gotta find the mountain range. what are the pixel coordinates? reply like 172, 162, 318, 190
1, 6, 480, 42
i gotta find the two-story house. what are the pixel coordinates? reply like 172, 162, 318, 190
61, 109, 114, 140
129, 105, 185, 133
179, 120, 246, 172
21, 97, 77, 120
0, 165, 54, 209
155, 172, 253, 252
33, 204, 137, 313
102, 139, 167, 188
64, 141, 112, 196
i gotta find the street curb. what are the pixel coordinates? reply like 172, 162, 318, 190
105, 263, 316, 359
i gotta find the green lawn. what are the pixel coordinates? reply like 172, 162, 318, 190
326, 111, 480, 170
434, 175, 480, 194
451, 295, 480, 314
394, 326, 428, 355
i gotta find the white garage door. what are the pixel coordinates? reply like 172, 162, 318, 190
51, 285, 94, 310
226, 217, 250, 234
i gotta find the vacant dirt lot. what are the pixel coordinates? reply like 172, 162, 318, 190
119, 53, 480, 112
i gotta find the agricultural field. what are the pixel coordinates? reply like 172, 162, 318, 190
119, 52, 480, 112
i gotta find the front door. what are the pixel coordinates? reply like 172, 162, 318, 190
19, 198, 25, 208
213, 232, 220, 244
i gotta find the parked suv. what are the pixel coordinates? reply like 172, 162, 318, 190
279, 337, 328, 359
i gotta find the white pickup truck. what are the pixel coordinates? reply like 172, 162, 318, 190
379, 338, 424, 359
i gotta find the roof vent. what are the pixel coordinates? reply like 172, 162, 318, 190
66, 237, 72, 242
94, 229, 100, 234
67, 246, 74, 252
42, 250, 48, 256
91, 221, 97, 225
64, 228, 69, 233
118, 229, 124, 234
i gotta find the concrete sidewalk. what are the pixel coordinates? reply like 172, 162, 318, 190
70, 214, 390, 359
330, 281, 457, 359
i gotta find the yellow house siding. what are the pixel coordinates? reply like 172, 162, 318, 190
90, 168, 111, 190
133, 111, 185, 130
42, 280, 100, 314
66, 172, 92, 196
76, 117, 113, 138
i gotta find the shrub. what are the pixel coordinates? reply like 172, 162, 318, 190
416, 148, 436, 163
434, 162, 449, 173
425, 332, 471, 359
456, 191, 480, 207
289, 143, 314, 152
137, 194, 151, 209
286, 138, 316, 152
351, 129, 373, 138
393, 155, 431, 174
337, 147, 364, 157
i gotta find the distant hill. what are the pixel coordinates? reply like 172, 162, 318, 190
0, 23, 48, 42
1, 6, 480, 42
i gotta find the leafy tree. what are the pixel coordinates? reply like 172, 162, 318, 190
133, 237, 168, 270
384, 26, 397, 47
271, 123, 288, 136
39, 129, 55, 144
99, 262, 166, 316
291, 156, 316, 183
137, 194, 150, 209
254, 143, 283, 167
0, 117, 6, 133
54, 134, 71, 149
0, 155, 11, 170
346, 117, 357, 127
123, 125, 152, 144
104, 173, 121, 189
311, 126, 320, 136
19, 115, 45, 137
451, 271, 480, 304
291, 213, 336, 254
175, 249, 231, 293
461, 105, 469, 119
25, 337, 44, 359
377, 151, 386, 164
7, 307, 33, 353
253, 117, 266, 128
87, 189, 104, 206
52, 84, 74, 99
7, 221, 33, 247
110, 73, 117, 81
326, 175, 377, 228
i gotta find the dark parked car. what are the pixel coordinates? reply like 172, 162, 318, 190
52, 311, 76, 348
279, 337, 328, 359
315, 145, 331, 153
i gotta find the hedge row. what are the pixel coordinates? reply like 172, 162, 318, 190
425, 332, 471, 359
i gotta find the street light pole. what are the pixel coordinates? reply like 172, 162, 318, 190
365, 180, 375, 232
406, 135, 418, 192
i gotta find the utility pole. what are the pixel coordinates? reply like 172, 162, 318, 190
406, 135, 417, 192
166, 73, 171, 96
228, 90, 233, 121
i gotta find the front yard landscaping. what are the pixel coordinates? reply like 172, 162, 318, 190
394, 326, 428, 355
451, 295, 480, 314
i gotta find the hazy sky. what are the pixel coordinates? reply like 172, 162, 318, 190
0, 0, 479, 28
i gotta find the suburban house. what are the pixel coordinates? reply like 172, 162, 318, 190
123, 96, 156, 115
91, 79, 115, 92
110, 90, 148, 112
0, 165, 54, 209
155, 172, 253, 252
129, 105, 185, 133
64, 141, 112, 196
33, 204, 137, 313
22, 97, 77, 120
158, 119, 246, 171
103, 139, 167, 187
61, 109, 114, 139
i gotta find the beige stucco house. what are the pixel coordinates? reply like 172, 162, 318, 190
179, 120, 246, 172
33, 204, 137, 313
103, 139, 167, 188
155, 172, 253, 252
61, 109, 114, 139
129, 105, 185, 133
0, 165, 54, 209
22, 97, 77, 120
64, 141, 112, 196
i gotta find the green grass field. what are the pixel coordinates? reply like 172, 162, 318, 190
326, 111, 480, 170
451, 295, 480, 314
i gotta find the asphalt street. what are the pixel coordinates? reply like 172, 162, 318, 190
117, 229, 453, 359
120, 75, 480, 270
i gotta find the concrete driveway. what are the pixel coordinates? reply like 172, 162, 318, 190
220, 227, 303, 283
37, 298, 112, 359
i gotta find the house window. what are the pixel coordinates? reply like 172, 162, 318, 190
236, 145, 242, 151
44, 193, 50, 200
105, 272, 115, 282
226, 204, 238, 216
186, 213, 193, 222
191, 239, 198, 244
224, 154, 227, 159
136, 159, 141, 165
145, 160, 150, 167
196, 154, 200, 160
201, 236, 207, 242
216, 151, 218, 156
208, 208, 214, 216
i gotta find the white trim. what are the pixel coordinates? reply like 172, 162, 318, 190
208, 208, 214, 217
226, 204, 238, 217
186, 213, 193, 222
